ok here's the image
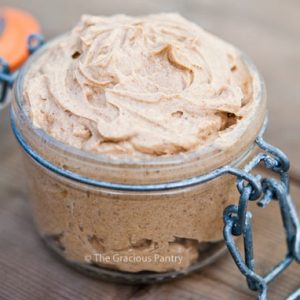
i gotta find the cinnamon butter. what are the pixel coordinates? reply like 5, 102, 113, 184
12, 13, 266, 274
24, 13, 253, 158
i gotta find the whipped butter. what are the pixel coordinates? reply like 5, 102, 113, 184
19, 13, 264, 273
24, 13, 252, 157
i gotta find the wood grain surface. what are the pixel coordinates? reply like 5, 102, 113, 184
0, 0, 299, 299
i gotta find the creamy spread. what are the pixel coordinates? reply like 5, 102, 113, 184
24, 13, 252, 157
20, 13, 262, 273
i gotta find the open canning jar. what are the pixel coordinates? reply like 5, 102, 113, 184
10, 37, 267, 284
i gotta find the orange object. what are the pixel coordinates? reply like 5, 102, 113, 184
0, 7, 40, 71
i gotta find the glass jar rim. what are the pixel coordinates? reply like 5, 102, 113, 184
13, 34, 266, 173
10, 111, 265, 191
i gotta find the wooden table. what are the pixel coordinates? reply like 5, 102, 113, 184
0, 0, 299, 299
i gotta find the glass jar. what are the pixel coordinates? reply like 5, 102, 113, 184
10, 37, 266, 283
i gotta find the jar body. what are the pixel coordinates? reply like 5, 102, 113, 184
22, 147, 255, 277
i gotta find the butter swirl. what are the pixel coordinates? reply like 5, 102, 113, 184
24, 13, 253, 157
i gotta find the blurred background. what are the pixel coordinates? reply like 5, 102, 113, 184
0, 1, 299, 299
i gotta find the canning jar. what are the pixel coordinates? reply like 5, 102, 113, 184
10, 37, 266, 283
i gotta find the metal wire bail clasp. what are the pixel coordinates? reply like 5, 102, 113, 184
0, 33, 44, 103
223, 121, 300, 300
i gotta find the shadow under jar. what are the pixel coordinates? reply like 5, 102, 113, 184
10, 37, 266, 284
